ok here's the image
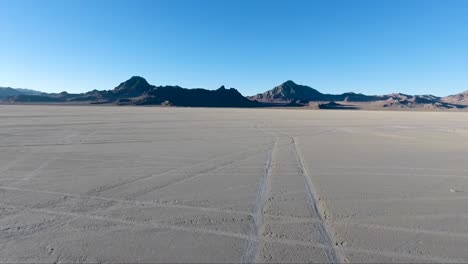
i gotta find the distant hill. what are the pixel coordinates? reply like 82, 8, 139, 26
6, 76, 260, 107
442, 90, 468, 106
248, 80, 385, 105
14, 88, 42, 95
0, 87, 21, 98
249, 80, 330, 103
248, 81, 465, 109
0, 87, 42, 99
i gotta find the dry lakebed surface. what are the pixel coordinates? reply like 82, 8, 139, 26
1, 105, 468, 263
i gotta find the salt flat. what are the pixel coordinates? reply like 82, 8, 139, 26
1, 105, 468, 263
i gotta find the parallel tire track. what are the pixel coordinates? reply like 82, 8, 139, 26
240, 139, 276, 263
1, 202, 463, 263
87, 146, 268, 196
0, 185, 251, 217
292, 137, 346, 264
126, 149, 269, 200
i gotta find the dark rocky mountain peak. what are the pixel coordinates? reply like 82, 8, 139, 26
112, 76, 154, 97
249, 80, 329, 103
126, 76, 149, 85
281, 80, 297, 87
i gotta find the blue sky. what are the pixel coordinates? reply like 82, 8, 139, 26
1, 0, 467, 96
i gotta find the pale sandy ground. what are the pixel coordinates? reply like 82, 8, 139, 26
1, 105, 468, 263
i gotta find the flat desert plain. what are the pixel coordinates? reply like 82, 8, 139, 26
1, 105, 468, 263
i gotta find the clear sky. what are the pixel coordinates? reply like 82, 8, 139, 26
1, 0, 467, 96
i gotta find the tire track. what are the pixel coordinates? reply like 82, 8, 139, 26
314, 171, 468, 179
1, 202, 463, 263
0, 203, 250, 241
0, 140, 156, 148
0, 155, 29, 175
261, 213, 468, 239
0, 186, 251, 217
8, 157, 57, 186
135, 151, 267, 196
240, 138, 276, 263
314, 166, 468, 174
392, 214, 455, 256
57, 131, 80, 143
126, 148, 269, 200
292, 137, 346, 263
87, 146, 268, 196
321, 194, 468, 203
351, 221, 468, 239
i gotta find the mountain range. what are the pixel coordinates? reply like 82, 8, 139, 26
248, 80, 467, 109
3, 77, 468, 109
0, 87, 42, 99
5, 77, 259, 107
